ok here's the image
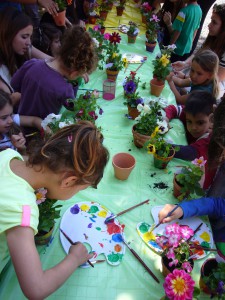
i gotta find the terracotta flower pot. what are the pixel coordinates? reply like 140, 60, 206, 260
173, 175, 190, 200
162, 256, 194, 278
88, 15, 97, 24
116, 6, 124, 16
112, 152, 136, 180
150, 78, 165, 97
199, 258, 218, 295
146, 41, 156, 53
99, 27, 106, 34
142, 14, 147, 24
99, 11, 108, 21
153, 149, 175, 169
53, 10, 66, 26
132, 125, 150, 148
127, 105, 140, 120
127, 34, 137, 44
106, 69, 119, 81
35, 225, 54, 245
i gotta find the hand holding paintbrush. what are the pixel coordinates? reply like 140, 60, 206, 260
158, 203, 183, 225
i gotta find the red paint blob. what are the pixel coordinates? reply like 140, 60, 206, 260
98, 242, 104, 248
106, 222, 121, 234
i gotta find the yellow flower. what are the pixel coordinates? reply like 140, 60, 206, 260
123, 57, 128, 68
150, 127, 159, 138
147, 143, 155, 154
160, 54, 170, 67
112, 52, 118, 58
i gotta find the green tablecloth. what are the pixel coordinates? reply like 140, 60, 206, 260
0, 2, 214, 299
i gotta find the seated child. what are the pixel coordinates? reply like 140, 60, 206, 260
167, 49, 220, 104
164, 90, 216, 189
11, 25, 97, 121
0, 91, 43, 153
159, 95, 225, 260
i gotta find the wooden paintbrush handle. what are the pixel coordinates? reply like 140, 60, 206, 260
117, 199, 149, 217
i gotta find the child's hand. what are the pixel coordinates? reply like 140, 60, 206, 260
82, 73, 89, 84
68, 242, 94, 267
173, 71, 185, 79
166, 72, 174, 82
11, 132, 26, 150
172, 61, 186, 72
158, 204, 184, 224
92, 90, 99, 98
163, 11, 172, 26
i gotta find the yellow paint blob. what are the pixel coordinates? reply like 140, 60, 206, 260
200, 231, 210, 242
98, 210, 107, 218
80, 204, 90, 211
143, 231, 155, 242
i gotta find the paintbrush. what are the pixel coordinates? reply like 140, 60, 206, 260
189, 244, 217, 252
187, 222, 203, 243
78, 88, 103, 92
122, 237, 160, 283
134, 59, 146, 73
105, 199, 149, 223
60, 228, 94, 268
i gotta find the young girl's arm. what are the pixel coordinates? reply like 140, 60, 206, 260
167, 74, 189, 104
7, 226, 93, 299
20, 115, 43, 131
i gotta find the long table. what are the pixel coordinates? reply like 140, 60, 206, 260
0, 2, 214, 299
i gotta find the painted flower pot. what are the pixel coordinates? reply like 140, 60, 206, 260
35, 225, 54, 245
127, 34, 137, 44
150, 78, 165, 97
132, 125, 150, 148
173, 175, 190, 200
53, 10, 66, 26
106, 69, 119, 81
199, 258, 218, 295
162, 256, 194, 278
88, 15, 97, 24
99, 11, 108, 21
146, 41, 156, 53
127, 105, 140, 120
116, 7, 124, 16
153, 149, 175, 169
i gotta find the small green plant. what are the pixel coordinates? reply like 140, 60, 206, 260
145, 13, 160, 43
123, 91, 144, 108
127, 21, 139, 36
55, 0, 72, 11
152, 54, 171, 81
175, 157, 206, 200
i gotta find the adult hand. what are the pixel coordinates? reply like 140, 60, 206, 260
163, 11, 171, 26
158, 204, 184, 224
11, 132, 26, 151
38, 0, 58, 16
68, 242, 94, 267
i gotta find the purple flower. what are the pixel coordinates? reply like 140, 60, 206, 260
99, 108, 103, 115
124, 81, 137, 94
136, 98, 144, 105
64, 99, 74, 111
217, 281, 225, 296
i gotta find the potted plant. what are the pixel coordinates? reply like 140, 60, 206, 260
163, 269, 200, 300
146, 130, 178, 169
41, 113, 74, 136
140, 2, 152, 24
145, 13, 160, 52
95, 18, 106, 34
174, 157, 206, 201
88, 1, 99, 24
53, 0, 72, 26
104, 32, 128, 81
156, 223, 195, 277
123, 91, 144, 120
115, 1, 126, 16
127, 21, 140, 43
200, 259, 225, 298
132, 100, 165, 148
35, 188, 62, 245
98, 0, 110, 20
123, 71, 140, 98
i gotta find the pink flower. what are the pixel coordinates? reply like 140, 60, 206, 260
180, 225, 194, 240
163, 269, 195, 300
156, 236, 167, 248
165, 223, 180, 235
93, 25, 100, 31
104, 33, 110, 40
168, 233, 181, 248
35, 188, 47, 205
166, 248, 175, 260
150, 14, 160, 22
169, 258, 178, 267
182, 261, 193, 273
192, 156, 207, 167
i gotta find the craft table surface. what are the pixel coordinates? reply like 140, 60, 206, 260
0, 2, 213, 299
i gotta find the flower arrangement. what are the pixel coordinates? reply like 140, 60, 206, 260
127, 21, 140, 36
156, 223, 194, 273
140, 2, 152, 16
152, 53, 172, 82
163, 269, 200, 300
104, 32, 128, 71
134, 101, 165, 136
35, 188, 62, 233
64, 91, 103, 122
146, 13, 160, 43
41, 113, 73, 135
175, 157, 206, 200
123, 91, 144, 108
123, 71, 140, 97
55, 0, 72, 11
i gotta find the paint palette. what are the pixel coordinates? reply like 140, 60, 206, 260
122, 53, 147, 64
60, 201, 125, 266
136, 205, 214, 260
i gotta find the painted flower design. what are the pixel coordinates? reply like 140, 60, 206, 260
163, 269, 195, 300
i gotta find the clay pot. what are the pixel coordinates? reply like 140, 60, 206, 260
53, 10, 66, 26
35, 225, 54, 245
173, 175, 190, 200
153, 149, 175, 169
146, 41, 157, 53
132, 125, 150, 148
150, 78, 165, 97
127, 105, 140, 120
88, 15, 97, 24
106, 69, 119, 81
162, 256, 194, 278
116, 6, 124, 16
99, 11, 108, 21
112, 152, 136, 180
199, 258, 218, 295
142, 14, 147, 24
127, 34, 137, 44
99, 27, 106, 34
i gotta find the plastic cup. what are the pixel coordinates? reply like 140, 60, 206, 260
103, 79, 116, 100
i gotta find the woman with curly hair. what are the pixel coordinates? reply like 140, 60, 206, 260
11, 25, 98, 123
